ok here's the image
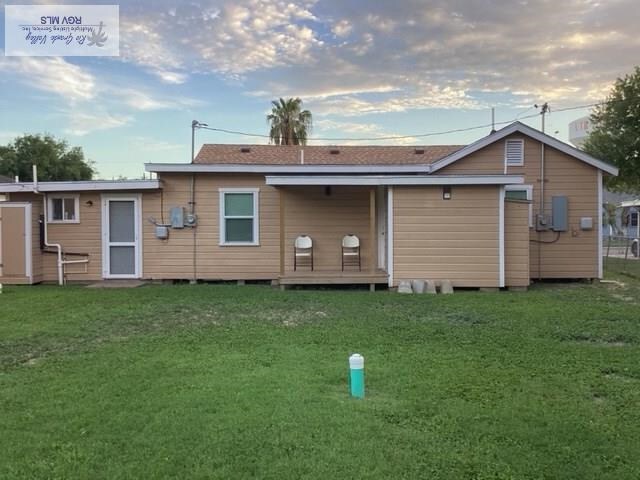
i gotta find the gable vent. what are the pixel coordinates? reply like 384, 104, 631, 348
329, 149, 340, 154
240, 147, 251, 153
414, 148, 425, 154
505, 139, 524, 166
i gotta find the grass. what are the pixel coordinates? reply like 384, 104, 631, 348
605, 256, 640, 280
1, 278, 640, 479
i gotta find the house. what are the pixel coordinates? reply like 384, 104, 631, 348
0, 121, 618, 289
602, 191, 640, 239
0, 175, 11, 201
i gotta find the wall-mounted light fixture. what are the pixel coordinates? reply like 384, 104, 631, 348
85, 200, 94, 207
443, 186, 452, 200
324, 186, 332, 196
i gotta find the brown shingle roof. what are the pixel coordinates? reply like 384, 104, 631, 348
193, 144, 464, 165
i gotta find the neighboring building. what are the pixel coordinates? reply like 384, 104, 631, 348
0, 121, 618, 288
602, 191, 640, 238
569, 116, 592, 148
0, 175, 11, 201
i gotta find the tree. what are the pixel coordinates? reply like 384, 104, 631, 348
602, 202, 620, 236
0, 134, 94, 182
584, 66, 640, 191
267, 97, 312, 145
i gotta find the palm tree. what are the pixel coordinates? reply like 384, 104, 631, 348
267, 97, 312, 145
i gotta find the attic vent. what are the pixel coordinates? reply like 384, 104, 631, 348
329, 149, 340, 154
240, 147, 251, 153
414, 148, 425, 154
505, 139, 524, 166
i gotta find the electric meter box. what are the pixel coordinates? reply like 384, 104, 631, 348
551, 196, 568, 232
170, 207, 185, 229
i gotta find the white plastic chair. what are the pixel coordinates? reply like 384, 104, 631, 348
294, 235, 313, 271
341, 234, 361, 271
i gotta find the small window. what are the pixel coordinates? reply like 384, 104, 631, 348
219, 189, 259, 245
505, 139, 524, 166
505, 190, 528, 201
48, 195, 79, 223
505, 185, 533, 227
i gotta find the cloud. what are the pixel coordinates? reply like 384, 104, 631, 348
118, 0, 322, 78
5, 0, 640, 137
0, 57, 96, 102
64, 111, 132, 136
314, 119, 419, 145
231, 0, 638, 114
332, 19, 352, 37
127, 136, 185, 152
112, 87, 203, 111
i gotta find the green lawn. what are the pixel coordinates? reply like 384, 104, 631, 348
1, 279, 640, 479
605, 256, 640, 279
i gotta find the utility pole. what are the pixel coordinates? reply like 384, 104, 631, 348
535, 102, 550, 133
490, 107, 496, 134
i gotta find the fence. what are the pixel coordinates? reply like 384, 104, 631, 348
603, 235, 640, 278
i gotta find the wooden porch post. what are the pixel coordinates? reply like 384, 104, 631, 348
369, 187, 376, 271
279, 188, 285, 276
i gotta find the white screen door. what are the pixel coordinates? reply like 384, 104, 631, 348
102, 195, 141, 278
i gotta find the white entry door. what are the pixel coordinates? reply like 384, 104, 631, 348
102, 195, 141, 278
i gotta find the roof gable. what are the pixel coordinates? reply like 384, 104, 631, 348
430, 121, 618, 176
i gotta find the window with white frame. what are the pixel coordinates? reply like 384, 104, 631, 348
48, 195, 79, 223
219, 189, 259, 245
505, 139, 524, 167
505, 185, 533, 227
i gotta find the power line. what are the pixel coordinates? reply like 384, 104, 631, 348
196, 101, 606, 143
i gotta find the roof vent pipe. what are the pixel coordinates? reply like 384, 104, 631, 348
300, 149, 304, 165
32, 164, 38, 190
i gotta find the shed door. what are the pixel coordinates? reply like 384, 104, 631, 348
0, 203, 32, 280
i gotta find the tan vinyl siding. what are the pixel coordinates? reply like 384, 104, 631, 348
504, 200, 530, 286
440, 133, 600, 279
143, 174, 280, 280
43, 192, 103, 281
4, 194, 42, 283
282, 186, 374, 272
393, 186, 500, 287
438, 139, 507, 174
506, 138, 599, 279
30, 199, 43, 283
0, 205, 27, 278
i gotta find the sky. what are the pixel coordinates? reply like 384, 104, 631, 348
0, 0, 638, 179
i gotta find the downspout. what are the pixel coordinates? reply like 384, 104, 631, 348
538, 105, 548, 281
190, 120, 198, 284
190, 173, 197, 284
32, 165, 64, 286
538, 142, 545, 281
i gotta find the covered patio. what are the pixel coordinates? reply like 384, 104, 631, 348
275, 183, 388, 288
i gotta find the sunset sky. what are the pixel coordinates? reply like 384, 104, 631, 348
1, 0, 638, 178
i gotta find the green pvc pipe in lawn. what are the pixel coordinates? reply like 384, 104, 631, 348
349, 353, 365, 399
